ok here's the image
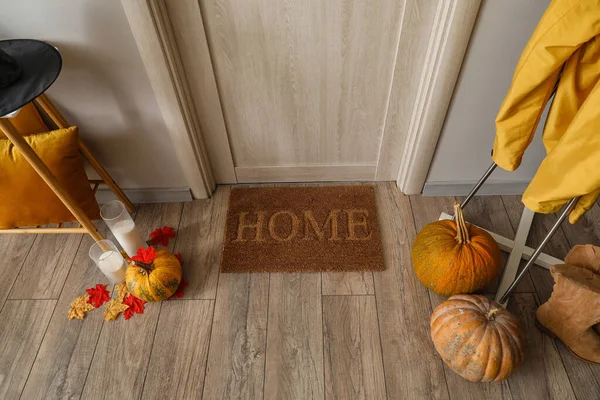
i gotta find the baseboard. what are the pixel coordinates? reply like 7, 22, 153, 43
96, 187, 193, 204
422, 180, 530, 196
235, 164, 377, 183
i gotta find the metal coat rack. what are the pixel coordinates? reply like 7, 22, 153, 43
438, 161, 578, 306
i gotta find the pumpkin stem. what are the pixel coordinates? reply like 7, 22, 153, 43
486, 308, 500, 321
132, 260, 154, 274
454, 202, 471, 244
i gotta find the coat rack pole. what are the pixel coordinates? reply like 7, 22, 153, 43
497, 197, 578, 304
459, 161, 497, 211
0, 118, 104, 242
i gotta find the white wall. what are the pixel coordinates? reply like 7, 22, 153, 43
0, 0, 187, 190
425, 0, 550, 195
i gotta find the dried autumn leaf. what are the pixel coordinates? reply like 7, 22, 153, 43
166, 279, 189, 300
115, 281, 129, 299
68, 294, 95, 320
174, 252, 183, 266
149, 226, 176, 247
86, 284, 111, 308
131, 246, 157, 264
104, 298, 129, 321
123, 294, 146, 320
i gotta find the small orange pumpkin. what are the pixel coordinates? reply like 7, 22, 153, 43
430, 294, 526, 382
126, 247, 182, 302
412, 202, 501, 296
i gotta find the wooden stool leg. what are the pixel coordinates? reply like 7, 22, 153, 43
0, 119, 104, 242
34, 94, 134, 212
78, 142, 135, 212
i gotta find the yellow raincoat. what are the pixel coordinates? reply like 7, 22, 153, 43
493, 0, 600, 223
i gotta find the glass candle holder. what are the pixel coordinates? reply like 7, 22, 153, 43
100, 200, 146, 257
89, 240, 128, 283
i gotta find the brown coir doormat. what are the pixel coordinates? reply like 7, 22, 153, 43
221, 185, 384, 273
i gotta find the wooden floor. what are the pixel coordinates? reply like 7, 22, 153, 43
1, 183, 599, 400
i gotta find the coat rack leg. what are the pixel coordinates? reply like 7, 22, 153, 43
497, 197, 578, 305
494, 207, 535, 306
34, 94, 134, 212
0, 118, 104, 242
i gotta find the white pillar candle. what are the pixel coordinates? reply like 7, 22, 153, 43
100, 200, 147, 258
111, 219, 147, 257
98, 250, 127, 283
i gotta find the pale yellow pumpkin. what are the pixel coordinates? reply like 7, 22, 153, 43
126, 249, 182, 302
430, 294, 526, 382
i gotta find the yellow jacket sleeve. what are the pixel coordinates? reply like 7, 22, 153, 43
543, 36, 600, 154
522, 79, 600, 222
493, 0, 600, 171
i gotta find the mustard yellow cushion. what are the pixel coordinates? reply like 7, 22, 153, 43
0, 102, 49, 137
0, 126, 101, 229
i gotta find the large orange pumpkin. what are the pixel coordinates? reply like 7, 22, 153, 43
430, 294, 526, 382
412, 203, 501, 296
126, 248, 182, 302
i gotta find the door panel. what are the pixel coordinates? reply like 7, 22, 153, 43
127, 1, 478, 189
165, 0, 237, 184
200, 0, 404, 179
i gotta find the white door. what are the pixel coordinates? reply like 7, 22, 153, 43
124, 0, 480, 191
197, 0, 404, 183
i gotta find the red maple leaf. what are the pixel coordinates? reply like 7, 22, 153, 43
131, 246, 156, 263
86, 284, 110, 308
174, 252, 184, 266
149, 226, 176, 247
166, 280, 189, 300
123, 294, 146, 320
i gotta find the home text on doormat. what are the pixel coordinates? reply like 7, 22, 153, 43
221, 185, 384, 273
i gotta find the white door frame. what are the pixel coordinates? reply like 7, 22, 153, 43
122, 0, 481, 198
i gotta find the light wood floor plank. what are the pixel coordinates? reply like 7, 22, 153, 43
81, 302, 161, 399
408, 194, 455, 225
133, 203, 184, 252
373, 184, 449, 400
203, 273, 269, 400
19, 232, 111, 400
9, 224, 82, 300
553, 339, 600, 399
81, 203, 183, 400
0, 300, 56, 400
560, 201, 600, 247
323, 295, 386, 400
507, 293, 576, 400
5, 187, 599, 400
174, 186, 229, 299
264, 273, 324, 400
0, 235, 36, 311
321, 272, 374, 295
142, 300, 214, 399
